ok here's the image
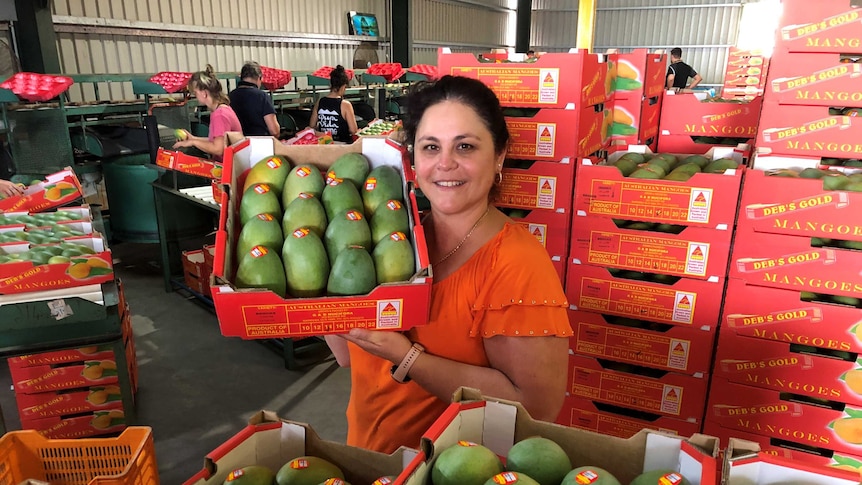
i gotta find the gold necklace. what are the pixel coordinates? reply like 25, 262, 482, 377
433, 206, 491, 266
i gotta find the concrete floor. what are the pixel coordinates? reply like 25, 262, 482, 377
0, 242, 351, 484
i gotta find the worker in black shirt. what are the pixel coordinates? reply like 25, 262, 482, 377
310, 65, 358, 143
229, 61, 280, 136
666, 47, 703, 92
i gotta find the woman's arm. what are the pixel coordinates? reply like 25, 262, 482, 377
309, 99, 320, 130
324, 335, 351, 367
342, 100, 359, 135
342, 330, 568, 422
173, 135, 225, 157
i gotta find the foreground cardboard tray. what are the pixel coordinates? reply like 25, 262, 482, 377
399, 388, 718, 485
184, 411, 418, 485
212, 135, 432, 339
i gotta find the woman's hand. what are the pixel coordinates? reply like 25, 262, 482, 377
341, 328, 413, 364
172, 138, 194, 149
0, 180, 23, 198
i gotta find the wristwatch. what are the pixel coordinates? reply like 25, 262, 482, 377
390, 343, 425, 384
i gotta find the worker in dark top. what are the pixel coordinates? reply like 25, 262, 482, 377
310, 65, 358, 143
666, 47, 703, 92
229, 61, 280, 136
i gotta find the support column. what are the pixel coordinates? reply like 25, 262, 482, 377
576, 0, 597, 52
13, 0, 60, 73
515, 0, 531, 53
391, 0, 411, 67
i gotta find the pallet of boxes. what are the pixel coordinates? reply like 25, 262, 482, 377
562, 136, 748, 435
606, 49, 667, 152
704, 0, 862, 473
437, 46, 612, 283
0, 169, 138, 439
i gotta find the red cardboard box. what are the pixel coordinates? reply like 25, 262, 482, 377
11, 360, 120, 394
495, 160, 574, 214
767, 53, 862, 107
21, 409, 126, 439
737, 169, 862, 241
565, 264, 726, 329
703, 421, 862, 472
213, 135, 431, 339
713, 331, 862, 406
16, 385, 123, 420
706, 377, 862, 457
7, 344, 114, 370
659, 93, 762, 139
775, 0, 862, 55
182, 249, 210, 296
553, 259, 566, 285
724, 437, 862, 485
756, 102, 862, 159
0, 235, 114, 295
398, 388, 718, 485
156, 148, 223, 179
574, 155, 743, 229
729, 231, 862, 298
722, 47, 770, 99
508, 209, 569, 267
438, 47, 609, 108
0, 169, 83, 213
610, 95, 662, 146
566, 353, 708, 422
657, 135, 754, 156
722, 278, 862, 353
558, 395, 702, 439
569, 217, 732, 281
608, 49, 668, 100
568, 309, 716, 375
506, 105, 607, 161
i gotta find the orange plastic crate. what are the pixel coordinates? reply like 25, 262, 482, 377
0, 426, 158, 485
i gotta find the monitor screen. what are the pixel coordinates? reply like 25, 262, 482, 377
348, 11, 380, 37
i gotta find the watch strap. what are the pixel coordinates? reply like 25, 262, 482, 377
391, 343, 425, 384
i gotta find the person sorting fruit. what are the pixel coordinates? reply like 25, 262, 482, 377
666, 47, 702, 93
172, 64, 242, 161
309, 65, 358, 143
229, 61, 281, 137
0, 179, 23, 198
325, 75, 573, 454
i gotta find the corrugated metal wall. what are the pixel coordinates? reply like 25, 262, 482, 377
51, 0, 390, 101
411, 0, 513, 65
532, 0, 742, 85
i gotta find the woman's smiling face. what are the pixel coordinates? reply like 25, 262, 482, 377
413, 100, 504, 217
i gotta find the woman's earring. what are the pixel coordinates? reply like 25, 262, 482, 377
495, 172, 503, 184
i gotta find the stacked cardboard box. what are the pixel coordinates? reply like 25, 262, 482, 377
558, 148, 745, 438
721, 48, 771, 100
437, 47, 611, 283
704, 0, 862, 469
607, 49, 667, 152
658, 92, 762, 155
753, 0, 862, 169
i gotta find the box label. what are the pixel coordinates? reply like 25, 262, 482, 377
772, 64, 862, 93
586, 231, 710, 277
780, 10, 862, 41
498, 174, 557, 209
578, 277, 696, 325
449, 66, 559, 105
566, 406, 658, 438
575, 322, 690, 370
744, 193, 850, 219
735, 249, 837, 273
517, 222, 547, 247
240, 299, 404, 337
571, 366, 684, 415
726, 307, 823, 328
587, 180, 714, 224
762, 116, 852, 142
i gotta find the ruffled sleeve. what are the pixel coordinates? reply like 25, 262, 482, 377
469, 224, 573, 338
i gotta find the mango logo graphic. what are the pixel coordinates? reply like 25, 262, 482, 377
677, 295, 692, 309
67, 257, 113, 280
664, 388, 680, 401
851, 323, 862, 343
672, 342, 686, 356
90, 408, 124, 430
381, 303, 398, 316
831, 412, 862, 444
690, 246, 704, 261
841, 369, 862, 395
539, 126, 553, 142
44, 181, 77, 201
540, 180, 554, 194
693, 192, 708, 207
543, 72, 555, 87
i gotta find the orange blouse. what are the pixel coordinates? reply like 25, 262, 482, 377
345, 223, 573, 453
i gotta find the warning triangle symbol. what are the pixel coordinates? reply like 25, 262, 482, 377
544, 73, 555, 83
540, 127, 552, 137
678, 296, 690, 305
695, 192, 707, 203
666, 389, 678, 399
383, 303, 397, 312
532, 228, 543, 237
691, 246, 703, 257
673, 343, 685, 352
541, 180, 553, 190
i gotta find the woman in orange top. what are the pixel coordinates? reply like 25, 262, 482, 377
326, 75, 573, 454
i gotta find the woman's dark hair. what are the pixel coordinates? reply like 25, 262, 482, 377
330, 65, 349, 91
189, 64, 230, 105
403, 75, 509, 156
